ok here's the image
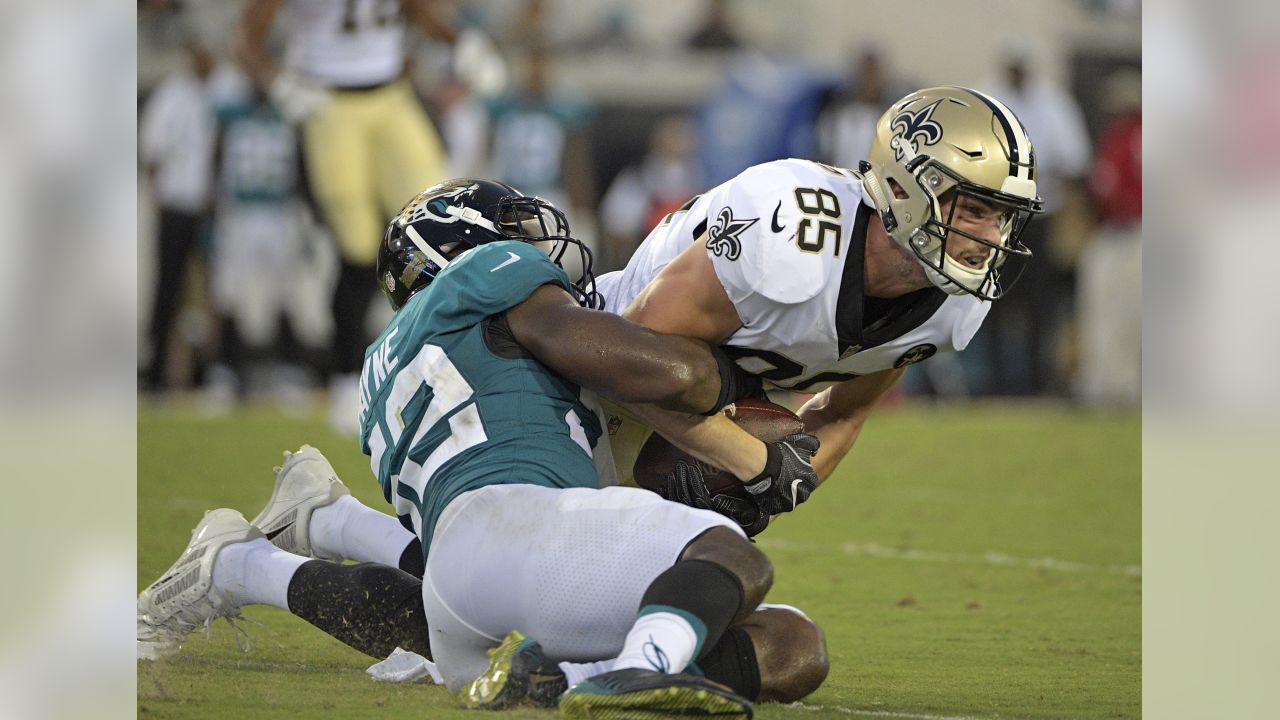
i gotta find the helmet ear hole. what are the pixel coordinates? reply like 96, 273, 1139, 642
887, 178, 910, 200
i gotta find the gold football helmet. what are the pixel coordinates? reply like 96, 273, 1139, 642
859, 86, 1044, 300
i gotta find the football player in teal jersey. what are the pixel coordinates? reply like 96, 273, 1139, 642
138, 180, 828, 717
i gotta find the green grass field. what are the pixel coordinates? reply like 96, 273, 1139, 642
138, 400, 1139, 720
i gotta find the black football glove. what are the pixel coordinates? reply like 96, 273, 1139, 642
742, 433, 820, 516
663, 460, 771, 537
709, 493, 771, 537
661, 460, 714, 511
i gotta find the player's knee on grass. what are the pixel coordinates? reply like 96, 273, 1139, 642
742, 606, 829, 702
679, 526, 773, 620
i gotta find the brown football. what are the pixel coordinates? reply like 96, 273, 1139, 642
633, 399, 805, 498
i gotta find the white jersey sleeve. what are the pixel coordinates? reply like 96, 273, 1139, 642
705, 162, 828, 330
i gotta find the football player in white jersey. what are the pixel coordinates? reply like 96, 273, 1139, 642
234, 0, 504, 435
594, 87, 1044, 522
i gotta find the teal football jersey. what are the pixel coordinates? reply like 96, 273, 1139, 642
358, 241, 602, 560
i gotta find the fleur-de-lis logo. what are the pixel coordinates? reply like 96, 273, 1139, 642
706, 206, 759, 261
890, 99, 945, 161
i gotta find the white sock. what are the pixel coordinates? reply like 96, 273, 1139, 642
559, 659, 615, 688
308, 494, 417, 567
212, 537, 309, 611
610, 610, 702, 674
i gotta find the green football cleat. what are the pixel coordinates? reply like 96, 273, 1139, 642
460, 630, 567, 709
559, 667, 752, 720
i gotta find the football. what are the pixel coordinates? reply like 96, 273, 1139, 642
633, 399, 805, 498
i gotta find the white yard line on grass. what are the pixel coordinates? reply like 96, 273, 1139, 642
757, 539, 1140, 577
787, 701, 995, 720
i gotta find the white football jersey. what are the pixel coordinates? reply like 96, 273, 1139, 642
597, 158, 991, 393
284, 0, 406, 87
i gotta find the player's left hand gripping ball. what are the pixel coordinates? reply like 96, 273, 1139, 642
743, 433, 821, 515
662, 460, 715, 510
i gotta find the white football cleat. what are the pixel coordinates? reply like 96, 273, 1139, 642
249, 445, 350, 559
137, 509, 262, 661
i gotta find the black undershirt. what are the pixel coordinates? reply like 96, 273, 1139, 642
836, 202, 947, 353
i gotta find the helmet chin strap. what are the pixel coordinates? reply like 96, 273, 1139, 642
858, 165, 898, 234
939, 253, 992, 293
909, 227, 993, 296
444, 204, 503, 235
925, 265, 968, 295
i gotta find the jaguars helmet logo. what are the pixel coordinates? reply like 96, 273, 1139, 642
400, 182, 480, 224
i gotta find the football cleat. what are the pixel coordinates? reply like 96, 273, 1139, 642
249, 445, 350, 559
137, 508, 262, 660
559, 667, 753, 720
460, 630, 567, 709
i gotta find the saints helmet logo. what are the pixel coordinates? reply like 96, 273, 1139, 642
706, 206, 759, 261
890, 99, 945, 161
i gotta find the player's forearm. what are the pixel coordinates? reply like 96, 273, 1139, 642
625, 404, 767, 480
803, 413, 864, 483
796, 369, 903, 482
565, 319, 723, 413
509, 288, 725, 415
797, 394, 869, 483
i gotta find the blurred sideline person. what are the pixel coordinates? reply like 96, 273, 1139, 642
234, 0, 505, 435
488, 45, 596, 281
137, 181, 828, 716
206, 73, 317, 407
816, 50, 906, 172
1077, 70, 1141, 408
685, 0, 742, 52
140, 40, 218, 392
599, 115, 704, 272
982, 50, 1090, 395
591, 87, 1044, 532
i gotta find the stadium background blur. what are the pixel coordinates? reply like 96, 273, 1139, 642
1, 0, 1275, 718
137, 0, 1141, 413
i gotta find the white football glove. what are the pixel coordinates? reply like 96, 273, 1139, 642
269, 71, 333, 124
453, 28, 508, 98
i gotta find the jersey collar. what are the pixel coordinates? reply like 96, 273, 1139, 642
835, 201, 947, 355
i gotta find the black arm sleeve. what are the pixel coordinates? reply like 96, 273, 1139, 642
703, 344, 766, 415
